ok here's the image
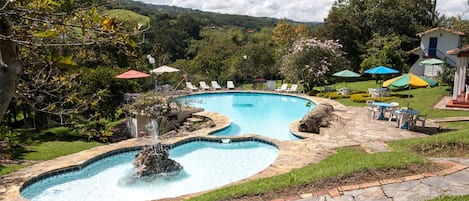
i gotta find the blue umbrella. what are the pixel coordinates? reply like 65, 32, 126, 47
364, 66, 400, 75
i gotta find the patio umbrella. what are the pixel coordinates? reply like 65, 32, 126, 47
382, 73, 437, 90
419, 58, 444, 66
364, 66, 399, 86
364, 66, 400, 75
419, 58, 444, 77
383, 73, 437, 107
115, 70, 150, 79
332, 70, 360, 87
150, 65, 180, 75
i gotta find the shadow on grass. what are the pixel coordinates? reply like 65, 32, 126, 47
6, 145, 33, 160
413, 126, 456, 136
16, 127, 87, 144
391, 94, 414, 99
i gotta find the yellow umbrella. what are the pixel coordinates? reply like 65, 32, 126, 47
382, 73, 434, 89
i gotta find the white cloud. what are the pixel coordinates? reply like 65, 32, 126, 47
138, 0, 469, 22
436, 0, 469, 19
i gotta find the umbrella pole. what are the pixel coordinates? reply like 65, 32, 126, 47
407, 85, 411, 108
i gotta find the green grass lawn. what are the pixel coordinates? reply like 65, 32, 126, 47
0, 164, 29, 176
428, 195, 469, 201
23, 141, 103, 161
189, 148, 426, 201
0, 141, 103, 176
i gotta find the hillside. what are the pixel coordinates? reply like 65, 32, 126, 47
102, 9, 150, 30
107, 0, 320, 30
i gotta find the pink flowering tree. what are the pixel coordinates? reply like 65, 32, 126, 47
280, 38, 349, 92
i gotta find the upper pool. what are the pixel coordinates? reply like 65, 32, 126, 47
179, 92, 315, 140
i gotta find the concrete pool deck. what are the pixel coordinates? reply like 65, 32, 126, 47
0, 92, 445, 201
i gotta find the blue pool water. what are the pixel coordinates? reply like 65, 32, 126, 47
21, 140, 279, 201
179, 92, 315, 140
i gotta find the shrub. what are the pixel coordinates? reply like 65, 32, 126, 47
350, 93, 395, 102
73, 119, 113, 142
316, 92, 349, 99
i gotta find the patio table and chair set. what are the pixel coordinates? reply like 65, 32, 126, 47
366, 100, 427, 130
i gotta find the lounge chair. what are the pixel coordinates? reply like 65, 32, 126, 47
275, 83, 288, 92
186, 82, 198, 91
199, 81, 211, 90
227, 81, 235, 89
211, 81, 222, 90
286, 84, 298, 93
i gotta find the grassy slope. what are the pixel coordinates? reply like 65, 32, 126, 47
190, 148, 425, 201
102, 9, 150, 28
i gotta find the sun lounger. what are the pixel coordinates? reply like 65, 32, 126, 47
275, 83, 288, 92
227, 81, 235, 89
186, 82, 198, 91
286, 84, 298, 93
211, 81, 222, 90
199, 81, 211, 90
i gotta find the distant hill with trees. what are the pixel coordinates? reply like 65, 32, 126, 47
106, 0, 321, 30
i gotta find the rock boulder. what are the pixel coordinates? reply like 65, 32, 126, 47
298, 103, 334, 134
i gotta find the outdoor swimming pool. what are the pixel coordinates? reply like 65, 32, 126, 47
21, 139, 279, 201
180, 92, 315, 140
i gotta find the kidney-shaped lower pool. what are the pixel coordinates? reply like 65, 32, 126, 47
21, 139, 279, 201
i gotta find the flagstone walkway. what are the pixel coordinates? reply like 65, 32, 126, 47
276, 158, 469, 201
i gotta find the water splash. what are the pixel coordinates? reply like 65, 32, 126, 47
150, 119, 159, 144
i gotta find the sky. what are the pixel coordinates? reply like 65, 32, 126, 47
137, 0, 469, 22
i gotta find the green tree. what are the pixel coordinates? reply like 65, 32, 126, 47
0, 0, 139, 124
318, 0, 435, 72
360, 34, 406, 73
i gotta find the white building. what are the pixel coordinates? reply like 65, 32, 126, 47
409, 27, 465, 77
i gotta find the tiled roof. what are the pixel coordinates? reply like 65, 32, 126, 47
407, 47, 421, 54
447, 45, 469, 55
416, 27, 465, 37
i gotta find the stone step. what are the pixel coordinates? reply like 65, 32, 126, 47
361, 141, 392, 154
186, 117, 203, 123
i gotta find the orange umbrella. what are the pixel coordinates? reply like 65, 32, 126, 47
115, 70, 150, 79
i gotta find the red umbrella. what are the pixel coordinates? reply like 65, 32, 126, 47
115, 70, 150, 79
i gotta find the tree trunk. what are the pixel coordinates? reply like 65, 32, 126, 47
0, 16, 21, 122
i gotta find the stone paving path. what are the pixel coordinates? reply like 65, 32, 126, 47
286, 158, 469, 201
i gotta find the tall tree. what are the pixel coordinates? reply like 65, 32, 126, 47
0, 0, 136, 123
318, 0, 436, 71
360, 34, 406, 73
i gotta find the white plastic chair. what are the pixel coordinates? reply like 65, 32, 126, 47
413, 114, 427, 127
227, 81, 235, 89
286, 84, 298, 93
387, 102, 400, 122
275, 83, 288, 92
337, 87, 352, 95
366, 100, 380, 119
211, 81, 222, 90
185, 82, 198, 91
199, 81, 211, 90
